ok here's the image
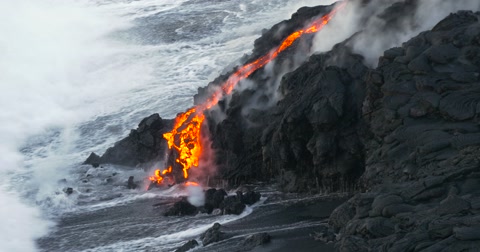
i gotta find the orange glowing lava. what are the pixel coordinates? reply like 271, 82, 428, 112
149, 166, 172, 184
149, 2, 346, 186
185, 181, 199, 187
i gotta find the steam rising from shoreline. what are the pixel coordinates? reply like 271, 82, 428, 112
0, 0, 142, 250
312, 0, 480, 66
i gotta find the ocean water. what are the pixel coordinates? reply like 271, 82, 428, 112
0, 0, 333, 251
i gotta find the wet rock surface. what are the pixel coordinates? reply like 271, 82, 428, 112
127, 176, 137, 189
84, 113, 173, 168
164, 198, 198, 216
63, 187, 74, 195
240, 233, 271, 251
174, 239, 199, 252
220, 195, 246, 215
201, 223, 230, 246
204, 188, 227, 214
165, 189, 261, 216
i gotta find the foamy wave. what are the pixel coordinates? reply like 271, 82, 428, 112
0, 0, 329, 251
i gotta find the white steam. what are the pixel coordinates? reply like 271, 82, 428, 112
186, 185, 205, 207
0, 189, 52, 252
0, 0, 151, 251
312, 0, 480, 66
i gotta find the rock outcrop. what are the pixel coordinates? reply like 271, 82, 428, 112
201, 223, 230, 246
332, 10, 480, 251
84, 113, 173, 168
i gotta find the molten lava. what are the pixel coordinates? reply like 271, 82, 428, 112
149, 166, 172, 184
149, 1, 347, 186
185, 181, 200, 187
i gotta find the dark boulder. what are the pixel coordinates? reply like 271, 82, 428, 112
204, 188, 217, 213
83, 114, 173, 168
204, 188, 227, 213
200, 223, 229, 246
220, 196, 246, 215
83, 152, 101, 167
241, 233, 271, 251
63, 187, 74, 195
213, 189, 227, 207
164, 198, 198, 216
239, 191, 261, 205
174, 240, 198, 252
127, 176, 137, 189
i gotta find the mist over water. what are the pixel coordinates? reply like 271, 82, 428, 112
0, 0, 147, 250
0, 0, 328, 251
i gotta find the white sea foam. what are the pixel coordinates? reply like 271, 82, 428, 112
79, 198, 265, 252
0, 0, 147, 250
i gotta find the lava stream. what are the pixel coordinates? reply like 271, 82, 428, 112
149, 1, 347, 186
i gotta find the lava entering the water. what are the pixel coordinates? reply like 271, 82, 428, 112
149, 1, 347, 187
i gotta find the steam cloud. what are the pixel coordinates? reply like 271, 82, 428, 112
312, 0, 480, 66
187, 185, 206, 207
0, 0, 148, 251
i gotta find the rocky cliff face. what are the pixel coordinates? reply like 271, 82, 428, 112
331, 10, 480, 251
206, 44, 368, 192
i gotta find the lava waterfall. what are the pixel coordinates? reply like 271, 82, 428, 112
148, 1, 347, 187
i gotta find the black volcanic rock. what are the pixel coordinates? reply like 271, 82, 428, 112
63, 187, 74, 195
84, 113, 173, 168
127, 176, 137, 189
174, 240, 198, 252
220, 195, 246, 215
333, 10, 480, 251
164, 198, 198, 216
241, 233, 271, 251
84, 152, 101, 167
238, 191, 261, 205
207, 42, 368, 192
204, 188, 227, 213
201, 223, 230, 246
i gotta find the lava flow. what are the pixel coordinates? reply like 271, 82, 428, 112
148, 1, 347, 186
